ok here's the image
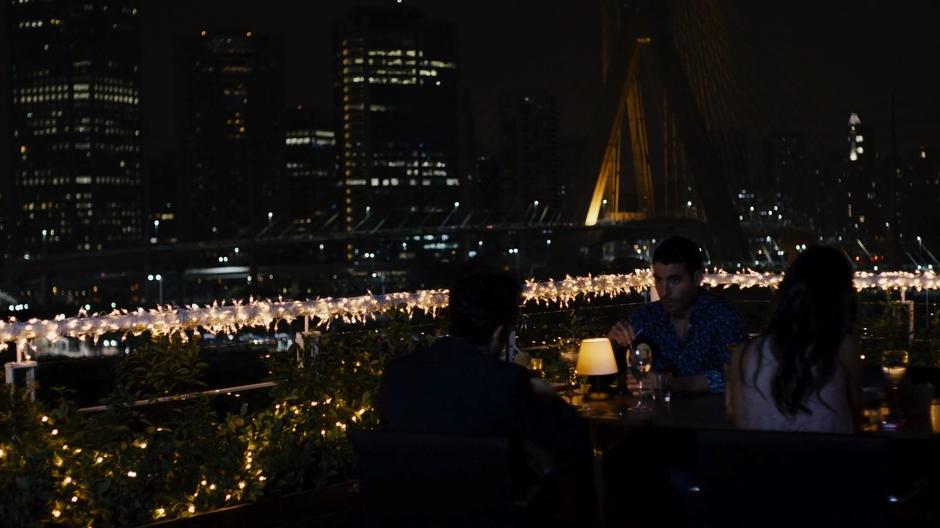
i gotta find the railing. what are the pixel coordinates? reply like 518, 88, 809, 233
5, 270, 940, 390
39, 294, 935, 417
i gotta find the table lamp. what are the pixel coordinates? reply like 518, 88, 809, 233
576, 338, 618, 400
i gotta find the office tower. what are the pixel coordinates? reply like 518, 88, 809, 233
842, 113, 881, 239
285, 107, 339, 233
176, 32, 286, 241
8, 0, 144, 256
761, 132, 811, 226
502, 95, 561, 219
334, 5, 459, 233
144, 158, 177, 244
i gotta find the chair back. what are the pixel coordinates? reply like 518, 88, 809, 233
693, 429, 889, 528
350, 429, 516, 527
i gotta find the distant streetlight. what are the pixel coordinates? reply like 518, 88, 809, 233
148, 273, 164, 305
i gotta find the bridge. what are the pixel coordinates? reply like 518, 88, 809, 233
1, 1, 842, 311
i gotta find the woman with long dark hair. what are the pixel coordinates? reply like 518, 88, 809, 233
729, 246, 864, 433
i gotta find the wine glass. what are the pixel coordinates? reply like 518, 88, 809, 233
881, 350, 909, 386
881, 350, 909, 429
559, 339, 579, 403
627, 343, 653, 409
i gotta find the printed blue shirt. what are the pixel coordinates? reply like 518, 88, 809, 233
629, 290, 746, 393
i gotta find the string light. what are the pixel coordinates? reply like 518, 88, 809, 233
1, 270, 937, 350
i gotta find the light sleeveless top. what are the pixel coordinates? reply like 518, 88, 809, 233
736, 338, 853, 434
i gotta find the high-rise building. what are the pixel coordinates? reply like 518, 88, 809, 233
176, 32, 286, 241
7, 0, 144, 256
334, 6, 459, 233
761, 132, 811, 226
144, 158, 177, 244
502, 95, 561, 218
842, 113, 881, 239
285, 107, 339, 233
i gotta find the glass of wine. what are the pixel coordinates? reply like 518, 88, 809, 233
627, 342, 653, 410
559, 338, 579, 404
881, 350, 909, 386
881, 350, 909, 429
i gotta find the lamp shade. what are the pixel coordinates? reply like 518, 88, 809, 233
576, 338, 618, 376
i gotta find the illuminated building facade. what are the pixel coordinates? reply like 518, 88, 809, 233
176, 32, 286, 241
334, 6, 459, 234
843, 113, 881, 238
285, 107, 339, 232
7, 0, 144, 257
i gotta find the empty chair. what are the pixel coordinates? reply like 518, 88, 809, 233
350, 430, 518, 528
691, 429, 889, 528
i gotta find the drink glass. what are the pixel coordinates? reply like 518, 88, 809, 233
881, 350, 909, 429
654, 372, 673, 403
528, 357, 544, 378
559, 340, 579, 403
881, 350, 909, 386
627, 343, 653, 410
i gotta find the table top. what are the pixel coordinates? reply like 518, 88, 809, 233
574, 392, 730, 428
572, 392, 940, 438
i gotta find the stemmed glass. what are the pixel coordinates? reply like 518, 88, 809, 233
882, 350, 909, 386
559, 338, 579, 404
881, 350, 909, 428
627, 343, 653, 410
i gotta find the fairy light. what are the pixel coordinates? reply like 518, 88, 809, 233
2, 270, 937, 351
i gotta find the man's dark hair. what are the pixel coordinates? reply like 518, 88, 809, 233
652, 236, 704, 276
448, 267, 522, 346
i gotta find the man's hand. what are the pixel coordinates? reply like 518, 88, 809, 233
607, 321, 636, 349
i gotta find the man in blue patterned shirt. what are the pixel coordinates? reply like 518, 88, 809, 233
608, 237, 747, 393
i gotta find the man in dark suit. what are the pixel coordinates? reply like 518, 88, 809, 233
378, 267, 593, 526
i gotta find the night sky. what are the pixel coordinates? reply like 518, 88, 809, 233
138, 0, 603, 159
3, 0, 939, 168
139, 0, 940, 162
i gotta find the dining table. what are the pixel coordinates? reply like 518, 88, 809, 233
566, 387, 940, 527
570, 388, 940, 436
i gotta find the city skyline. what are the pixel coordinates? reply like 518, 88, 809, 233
133, 0, 940, 160
1, 0, 939, 314
2, 1, 938, 169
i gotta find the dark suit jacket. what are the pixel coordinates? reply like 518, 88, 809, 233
378, 336, 588, 471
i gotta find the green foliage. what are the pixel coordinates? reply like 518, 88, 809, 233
0, 387, 58, 528
6, 296, 933, 524
253, 311, 435, 496
0, 312, 439, 525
